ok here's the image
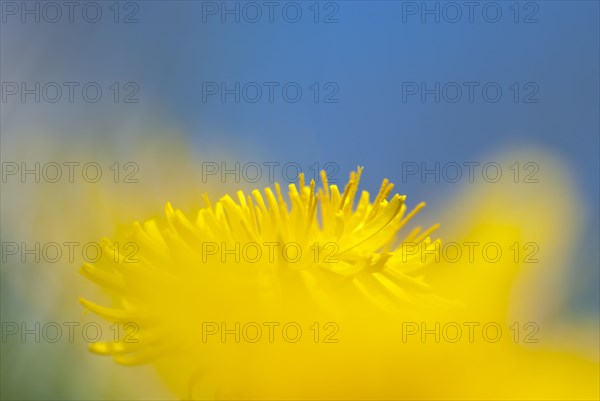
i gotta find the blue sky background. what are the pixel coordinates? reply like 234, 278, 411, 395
3, 1, 598, 196
2, 1, 599, 289
5, 1, 598, 255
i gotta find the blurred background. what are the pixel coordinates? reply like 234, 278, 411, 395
1, 1, 598, 399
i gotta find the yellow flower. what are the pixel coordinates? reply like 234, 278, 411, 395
80, 168, 443, 398
80, 152, 599, 400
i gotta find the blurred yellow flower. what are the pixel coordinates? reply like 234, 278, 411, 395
80, 154, 599, 400
80, 168, 444, 397
1, 127, 233, 399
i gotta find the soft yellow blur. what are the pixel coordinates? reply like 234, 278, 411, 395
78, 148, 599, 400
2, 127, 237, 400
